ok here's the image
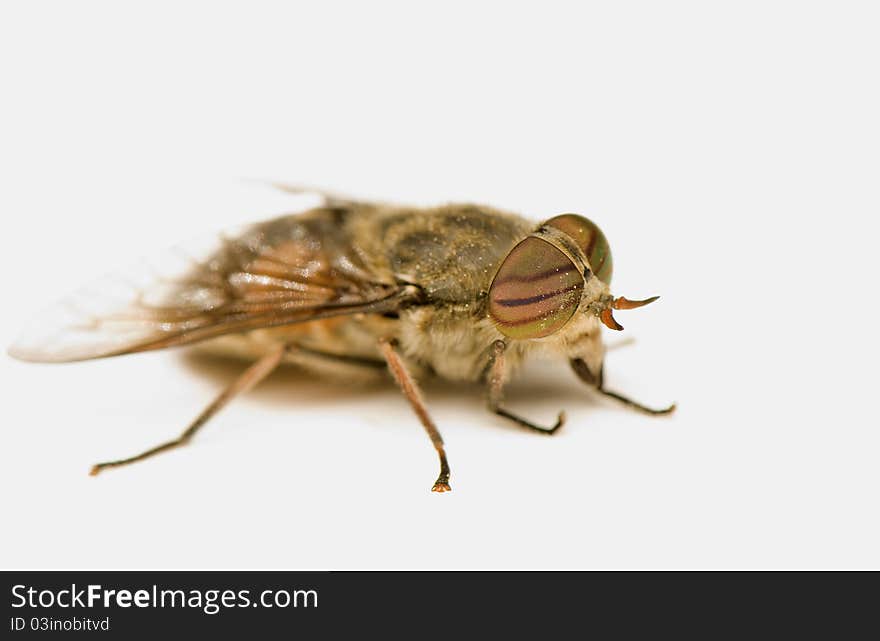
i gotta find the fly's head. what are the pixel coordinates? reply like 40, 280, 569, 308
487, 213, 659, 343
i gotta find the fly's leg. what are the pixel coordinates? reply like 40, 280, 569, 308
290, 344, 387, 371
570, 358, 676, 415
598, 388, 677, 415
90, 344, 288, 475
487, 340, 566, 435
378, 338, 451, 493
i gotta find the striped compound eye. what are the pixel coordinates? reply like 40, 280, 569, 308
488, 237, 584, 339
544, 214, 613, 284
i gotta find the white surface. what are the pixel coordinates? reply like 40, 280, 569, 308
1, 1, 878, 569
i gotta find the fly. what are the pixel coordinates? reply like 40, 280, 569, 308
9, 187, 675, 492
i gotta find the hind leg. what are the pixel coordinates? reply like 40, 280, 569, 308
90, 344, 288, 475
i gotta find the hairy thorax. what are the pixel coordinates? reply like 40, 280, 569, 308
396, 304, 504, 382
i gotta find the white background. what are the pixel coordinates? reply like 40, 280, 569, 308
1, 1, 878, 569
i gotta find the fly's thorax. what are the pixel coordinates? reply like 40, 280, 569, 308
379, 204, 533, 304
396, 302, 514, 383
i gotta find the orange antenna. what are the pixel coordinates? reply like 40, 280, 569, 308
600, 296, 660, 330
613, 295, 659, 310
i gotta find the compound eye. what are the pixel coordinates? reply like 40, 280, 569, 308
488, 237, 584, 339
545, 214, 613, 284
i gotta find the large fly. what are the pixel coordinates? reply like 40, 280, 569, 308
9, 188, 675, 492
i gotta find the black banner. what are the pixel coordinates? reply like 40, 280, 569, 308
1, 570, 875, 636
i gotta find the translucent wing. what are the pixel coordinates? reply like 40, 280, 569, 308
9, 208, 413, 363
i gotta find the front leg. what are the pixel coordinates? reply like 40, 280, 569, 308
570, 358, 676, 415
486, 340, 566, 435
